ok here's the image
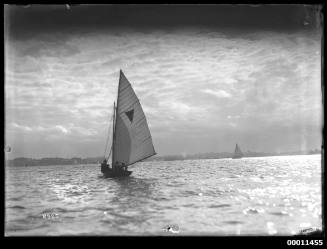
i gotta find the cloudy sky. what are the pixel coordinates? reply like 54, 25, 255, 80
5, 5, 322, 159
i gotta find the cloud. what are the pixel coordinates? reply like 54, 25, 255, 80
202, 89, 232, 98
55, 125, 69, 134
12, 122, 32, 132
5, 28, 322, 157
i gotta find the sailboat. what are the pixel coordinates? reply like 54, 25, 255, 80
101, 70, 156, 178
232, 143, 243, 159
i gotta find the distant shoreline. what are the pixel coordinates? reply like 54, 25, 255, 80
5, 151, 321, 167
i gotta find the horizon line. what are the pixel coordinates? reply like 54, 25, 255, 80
5, 148, 322, 160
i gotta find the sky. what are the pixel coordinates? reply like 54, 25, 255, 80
4, 5, 323, 159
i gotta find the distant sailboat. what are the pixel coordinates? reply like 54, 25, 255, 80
232, 143, 243, 159
101, 70, 156, 177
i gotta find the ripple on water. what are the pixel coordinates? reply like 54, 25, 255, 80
8, 205, 26, 210
178, 190, 199, 196
41, 207, 69, 214
243, 207, 265, 215
224, 220, 244, 225
209, 204, 231, 208
229, 174, 241, 178
153, 196, 170, 201
269, 210, 290, 216
8, 196, 24, 201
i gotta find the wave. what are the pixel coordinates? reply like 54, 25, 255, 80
40, 206, 115, 215
8, 196, 24, 201
41, 207, 69, 214
269, 211, 290, 216
243, 207, 265, 214
8, 205, 26, 209
223, 220, 244, 225
209, 204, 231, 208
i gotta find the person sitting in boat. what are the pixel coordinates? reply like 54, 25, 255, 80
122, 162, 128, 171
114, 161, 121, 170
101, 159, 110, 173
115, 161, 127, 171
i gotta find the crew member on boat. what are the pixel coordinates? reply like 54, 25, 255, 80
115, 161, 128, 171
122, 163, 128, 171
101, 159, 110, 173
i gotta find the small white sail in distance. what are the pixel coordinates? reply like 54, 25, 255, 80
233, 143, 243, 158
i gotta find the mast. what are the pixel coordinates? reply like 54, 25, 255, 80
112, 70, 122, 169
111, 101, 116, 168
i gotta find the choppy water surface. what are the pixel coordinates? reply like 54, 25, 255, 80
5, 155, 322, 236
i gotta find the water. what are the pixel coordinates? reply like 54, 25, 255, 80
5, 155, 322, 236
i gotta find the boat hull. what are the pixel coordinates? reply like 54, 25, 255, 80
103, 168, 132, 178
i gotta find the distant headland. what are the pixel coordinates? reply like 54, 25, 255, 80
5, 149, 321, 167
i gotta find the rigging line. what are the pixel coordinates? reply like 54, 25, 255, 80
103, 110, 114, 158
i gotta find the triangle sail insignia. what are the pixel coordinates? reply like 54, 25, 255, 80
112, 70, 156, 167
125, 109, 134, 123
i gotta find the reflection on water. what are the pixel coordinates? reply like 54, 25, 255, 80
100, 177, 159, 234
5, 155, 322, 235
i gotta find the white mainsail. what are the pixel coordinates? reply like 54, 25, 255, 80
112, 70, 156, 167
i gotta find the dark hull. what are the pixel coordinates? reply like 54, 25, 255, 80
103, 169, 132, 178
232, 156, 242, 159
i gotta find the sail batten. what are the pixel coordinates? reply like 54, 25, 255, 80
118, 100, 140, 115
112, 70, 156, 166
